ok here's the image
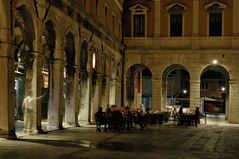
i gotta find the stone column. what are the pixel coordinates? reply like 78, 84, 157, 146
91, 76, 100, 123
79, 76, 91, 123
31, 52, 44, 134
154, 0, 161, 36
232, 0, 239, 48
101, 76, 110, 108
79, 59, 92, 123
189, 79, 200, 112
228, 79, 239, 123
98, 75, 103, 106
87, 71, 93, 123
64, 73, 77, 125
74, 67, 80, 126
0, 46, 16, 139
152, 77, 162, 112
191, 0, 200, 49
48, 59, 64, 130
64, 64, 79, 126
109, 79, 116, 105
115, 79, 121, 107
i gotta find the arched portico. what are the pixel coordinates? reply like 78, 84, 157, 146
125, 64, 152, 112
162, 64, 190, 111
200, 65, 229, 119
13, 3, 41, 134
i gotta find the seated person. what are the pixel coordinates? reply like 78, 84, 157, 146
124, 106, 133, 130
95, 106, 107, 132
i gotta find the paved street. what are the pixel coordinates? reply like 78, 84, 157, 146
1, 118, 239, 159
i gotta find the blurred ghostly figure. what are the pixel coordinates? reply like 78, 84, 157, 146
22, 90, 44, 133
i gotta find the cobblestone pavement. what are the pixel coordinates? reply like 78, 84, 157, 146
1, 120, 239, 159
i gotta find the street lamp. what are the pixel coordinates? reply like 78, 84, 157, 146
221, 87, 225, 92
183, 89, 187, 94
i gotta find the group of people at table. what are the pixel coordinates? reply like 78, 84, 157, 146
94, 105, 151, 132
172, 106, 201, 127
95, 105, 201, 132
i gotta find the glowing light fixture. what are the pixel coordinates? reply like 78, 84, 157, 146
92, 52, 96, 69
183, 89, 187, 94
221, 87, 225, 92
212, 59, 218, 64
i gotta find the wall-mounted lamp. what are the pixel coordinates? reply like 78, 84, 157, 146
92, 52, 96, 69
212, 59, 218, 64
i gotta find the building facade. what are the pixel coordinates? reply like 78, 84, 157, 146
0, 0, 124, 138
123, 0, 239, 124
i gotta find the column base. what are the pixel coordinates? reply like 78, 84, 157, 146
0, 129, 17, 140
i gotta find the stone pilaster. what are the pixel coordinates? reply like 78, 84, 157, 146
228, 80, 239, 123
189, 79, 200, 112
152, 77, 162, 112
191, 0, 200, 49
154, 0, 161, 36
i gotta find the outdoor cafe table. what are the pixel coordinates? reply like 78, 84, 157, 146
179, 113, 196, 126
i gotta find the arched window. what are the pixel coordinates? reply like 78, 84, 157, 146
167, 3, 187, 37
205, 1, 226, 36
129, 4, 149, 37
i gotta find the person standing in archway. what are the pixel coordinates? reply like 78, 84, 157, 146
22, 90, 44, 133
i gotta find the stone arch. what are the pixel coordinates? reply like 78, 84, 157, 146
41, 19, 57, 124
200, 65, 229, 117
45, 15, 64, 59
79, 40, 89, 76
162, 64, 190, 110
43, 20, 56, 58
65, 32, 76, 76
126, 64, 152, 111
14, 3, 36, 125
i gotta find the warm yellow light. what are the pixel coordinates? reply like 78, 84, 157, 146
221, 87, 225, 92
212, 59, 218, 64
92, 52, 96, 68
